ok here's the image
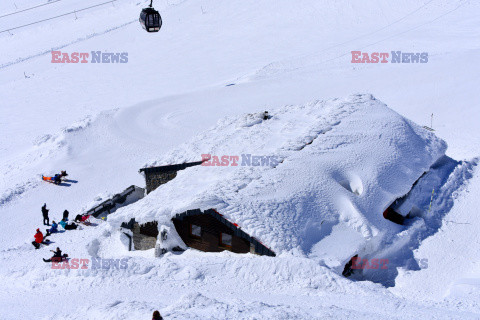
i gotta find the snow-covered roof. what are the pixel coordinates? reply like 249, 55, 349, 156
108, 94, 446, 262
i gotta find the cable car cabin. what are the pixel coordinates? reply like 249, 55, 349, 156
139, 8, 162, 32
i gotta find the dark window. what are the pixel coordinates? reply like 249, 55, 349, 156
220, 233, 232, 248
190, 224, 201, 238
147, 14, 159, 27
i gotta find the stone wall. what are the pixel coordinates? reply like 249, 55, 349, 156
132, 223, 157, 250
145, 171, 177, 194
133, 234, 157, 250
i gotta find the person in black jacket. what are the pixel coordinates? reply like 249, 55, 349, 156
42, 203, 49, 226
63, 209, 69, 221
43, 247, 68, 263
152, 310, 163, 320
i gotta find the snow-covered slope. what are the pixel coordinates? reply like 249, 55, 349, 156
1, 0, 479, 318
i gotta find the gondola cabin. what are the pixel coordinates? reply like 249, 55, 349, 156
139, 7, 162, 32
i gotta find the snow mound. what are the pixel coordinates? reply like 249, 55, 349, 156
108, 94, 446, 265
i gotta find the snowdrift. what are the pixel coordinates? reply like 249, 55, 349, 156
108, 94, 446, 265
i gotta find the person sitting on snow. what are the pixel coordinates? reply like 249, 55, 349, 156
43, 247, 67, 263
64, 221, 78, 230
74, 214, 90, 223
52, 247, 62, 258
58, 219, 67, 230
32, 229, 46, 249
46, 221, 58, 236
58, 218, 77, 230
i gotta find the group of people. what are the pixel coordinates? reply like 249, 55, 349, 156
34, 170, 83, 264
41, 203, 78, 233
35, 172, 164, 318
32, 229, 68, 263
33, 203, 79, 251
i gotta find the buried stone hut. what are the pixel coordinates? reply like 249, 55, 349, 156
109, 94, 447, 265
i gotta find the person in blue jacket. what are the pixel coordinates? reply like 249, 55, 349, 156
46, 220, 58, 236
58, 219, 67, 230
53, 174, 61, 185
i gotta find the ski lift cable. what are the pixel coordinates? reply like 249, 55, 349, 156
238, 1, 466, 83
321, 1, 467, 65
0, 0, 118, 34
292, 0, 437, 64
0, 19, 136, 70
0, 0, 62, 19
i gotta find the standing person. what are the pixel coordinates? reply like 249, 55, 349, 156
63, 210, 69, 221
152, 310, 163, 320
42, 203, 49, 226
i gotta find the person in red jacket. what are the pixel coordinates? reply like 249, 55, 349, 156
32, 229, 44, 249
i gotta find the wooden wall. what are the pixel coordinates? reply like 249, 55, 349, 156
139, 221, 159, 237
173, 214, 250, 254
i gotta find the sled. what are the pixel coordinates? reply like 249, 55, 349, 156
32, 238, 51, 249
